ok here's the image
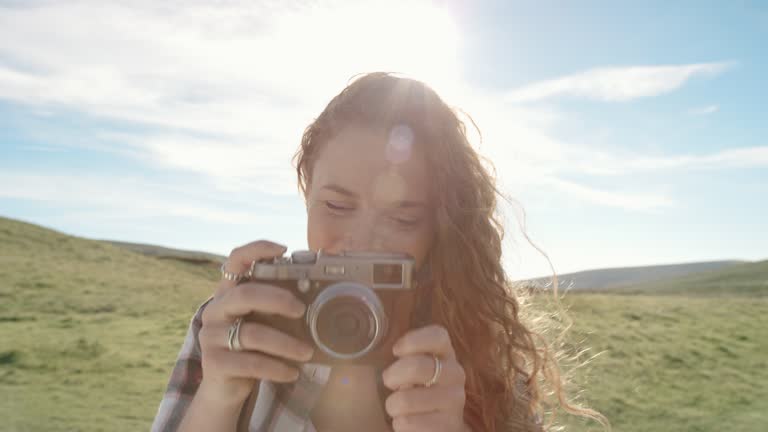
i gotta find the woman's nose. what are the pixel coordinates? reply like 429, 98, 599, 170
336, 218, 386, 253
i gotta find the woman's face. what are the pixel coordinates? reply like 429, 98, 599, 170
306, 124, 434, 268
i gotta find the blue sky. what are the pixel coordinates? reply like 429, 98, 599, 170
1, 0, 766, 280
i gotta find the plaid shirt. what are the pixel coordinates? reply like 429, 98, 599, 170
151, 299, 542, 432
151, 298, 336, 432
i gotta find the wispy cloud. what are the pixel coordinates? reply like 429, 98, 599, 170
505, 62, 732, 103
537, 176, 674, 212
0, 1, 744, 216
0, 0, 460, 193
688, 104, 719, 115
560, 146, 768, 176
0, 171, 281, 223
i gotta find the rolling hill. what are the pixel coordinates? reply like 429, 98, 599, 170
0, 216, 218, 431
527, 260, 768, 296
620, 259, 768, 296
6, 213, 746, 294
103, 233, 764, 295
2, 215, 767, 432
528, 260, 747, 291
103, 240, 226, 267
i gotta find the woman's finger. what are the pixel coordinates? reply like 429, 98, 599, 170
392, 325, 456, 359
203, 321, 314, 362
385, 385, 466, 417
204, 349, 300, 383
217, 240, 287, 293
203, 282, 306, 323
382, 355, 465, 390
391, 410, 464, 432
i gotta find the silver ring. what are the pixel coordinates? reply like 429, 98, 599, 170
227, 317, 244, 352
425, 354, 442, 388
220, 263, 250, 282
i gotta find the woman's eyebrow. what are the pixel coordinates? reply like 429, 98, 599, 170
321, 183, 358, 198
321, 183, 427, 208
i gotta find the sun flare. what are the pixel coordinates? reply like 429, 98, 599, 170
274, 1, 462, 100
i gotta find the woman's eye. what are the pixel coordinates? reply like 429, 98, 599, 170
325, 201, 353, 212
391, 216, 420, 227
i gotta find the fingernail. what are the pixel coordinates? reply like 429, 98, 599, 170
295, 302, 307, 317
392, 342, 402, 356
302, 347, 314, 361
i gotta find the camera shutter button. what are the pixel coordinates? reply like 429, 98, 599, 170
298, 279, 311, 293
291, 250, 317, 264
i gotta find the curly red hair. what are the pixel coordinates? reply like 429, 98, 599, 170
294, 72, 609, 431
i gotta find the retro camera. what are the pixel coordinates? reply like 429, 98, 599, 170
245, 250, 417, 366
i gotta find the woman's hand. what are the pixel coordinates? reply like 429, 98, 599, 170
382, 325, 470, 432
196, 240, 315, 407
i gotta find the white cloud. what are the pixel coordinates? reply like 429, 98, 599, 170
0, 0, 741, 217
535, 176, 674, 212
560, 146, 768, 176
0, 0, 461, 193
0, 172, 280, 223
95, 132, 300, 194
688, 104, 719, 115
0, 0, 461, 124
505, 62, 732, 103
4, 1, 760, 280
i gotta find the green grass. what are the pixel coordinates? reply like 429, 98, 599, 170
557, 294, 768, 432
0, 217, 216, 431
1, 216, 767, 431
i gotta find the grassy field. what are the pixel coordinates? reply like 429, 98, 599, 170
1, 216, 766, 431
558, 294, 768, 431
0, 217, 216, 431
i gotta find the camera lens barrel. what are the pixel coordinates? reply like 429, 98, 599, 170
306, 282, 388, 360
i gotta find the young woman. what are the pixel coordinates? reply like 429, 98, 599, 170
152, 73, 606, 432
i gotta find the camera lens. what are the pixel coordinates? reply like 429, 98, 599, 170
307, 282, 388, 360
316, 297, 375, 355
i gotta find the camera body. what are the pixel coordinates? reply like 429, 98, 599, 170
245, 250, 417, 367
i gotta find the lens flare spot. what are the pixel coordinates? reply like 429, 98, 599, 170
386, 124, 414, 164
